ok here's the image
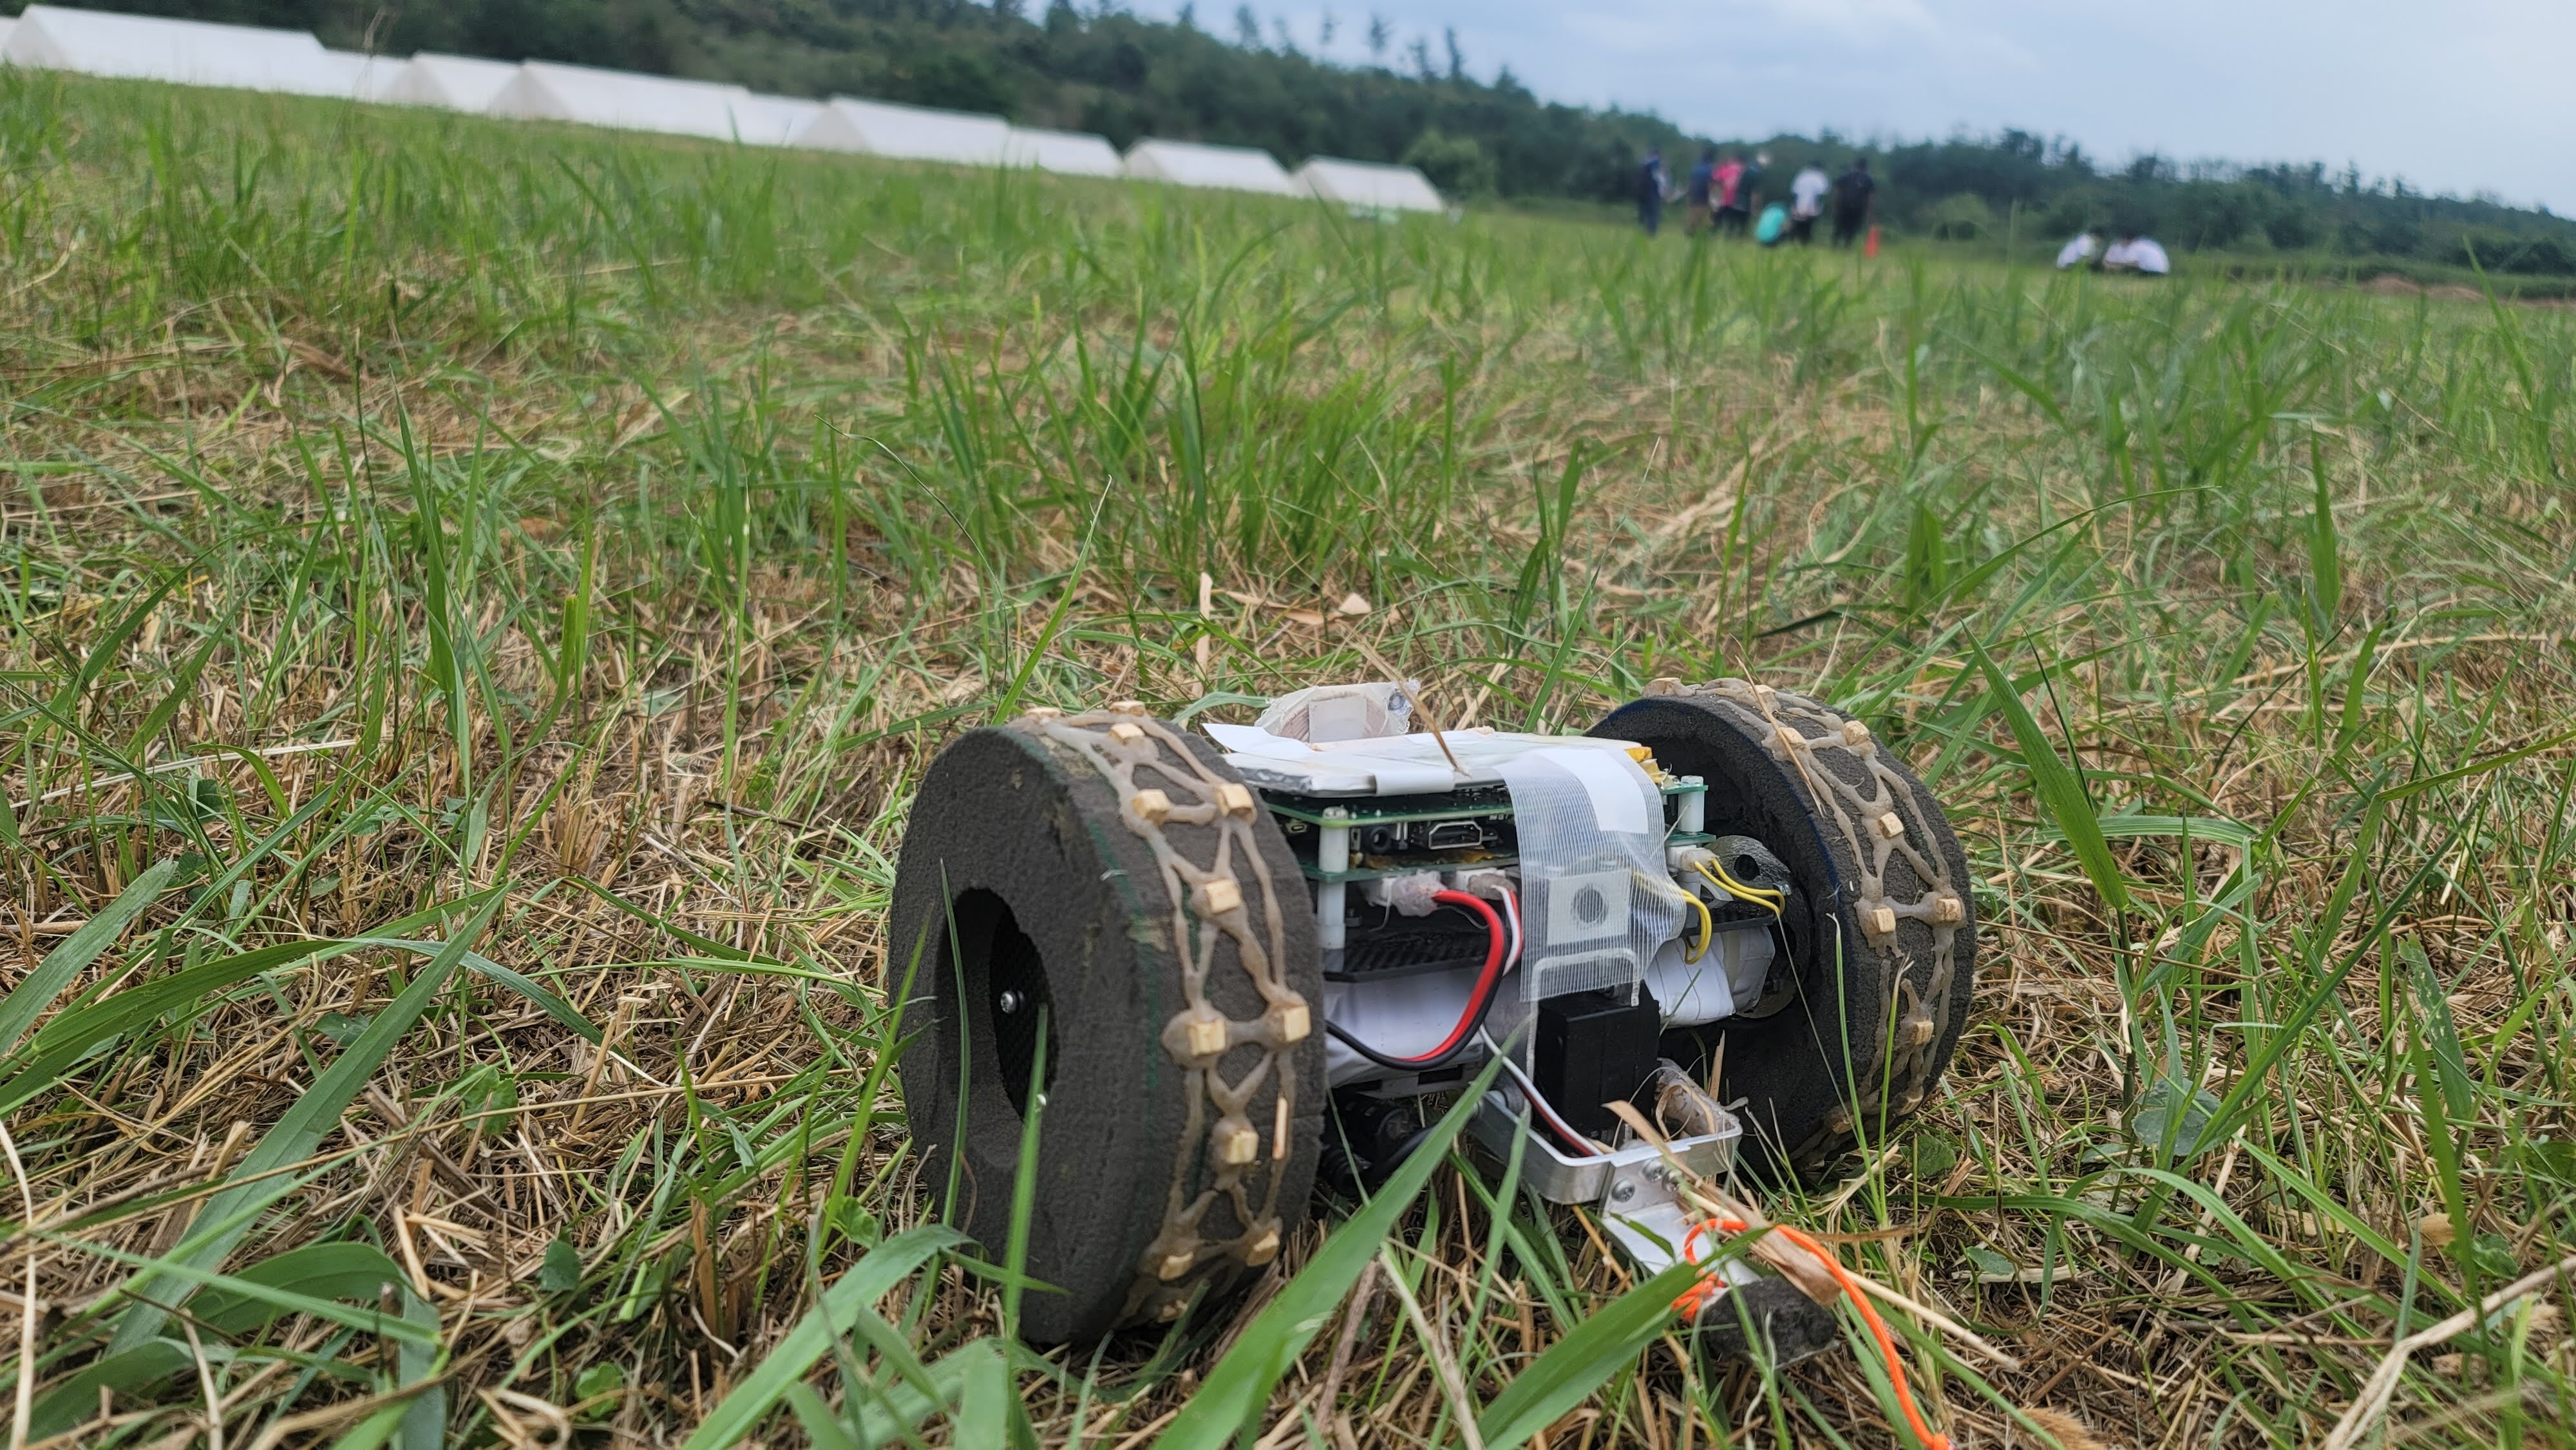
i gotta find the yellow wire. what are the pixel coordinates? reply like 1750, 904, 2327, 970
1704, 854, 1785, 905
1681, 882, 1714, 963
1695, 859, 1783, 918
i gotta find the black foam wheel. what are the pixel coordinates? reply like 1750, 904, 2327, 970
1591, 681, 1977, 1183
891, 709, 1324, 1344
1696, 1278, 1841, 1366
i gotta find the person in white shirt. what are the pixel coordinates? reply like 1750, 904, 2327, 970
2056, 232, 2099, 269
1787, 163, 1830, 245
2101, 236, 2172, 275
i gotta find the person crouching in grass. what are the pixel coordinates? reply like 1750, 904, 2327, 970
2101, 234, 2172, 275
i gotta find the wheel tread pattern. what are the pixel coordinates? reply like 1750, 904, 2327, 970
1019, 704, 1314, 1326
1631, 678, 1976, 1176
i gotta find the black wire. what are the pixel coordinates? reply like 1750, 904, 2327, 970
1324, 959, 1506, 1073
1327, 1015, 1484, 1073
1325, 896, 1510, 1073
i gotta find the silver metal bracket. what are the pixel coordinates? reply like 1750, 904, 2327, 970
1466, 1085, 1754, 1289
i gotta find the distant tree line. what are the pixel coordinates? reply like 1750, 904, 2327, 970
20, 0, 2575, 275
1852, 131, 2576, 278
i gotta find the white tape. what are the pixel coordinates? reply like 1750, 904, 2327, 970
1495, 746, 1684, 1010
1541, 747, 1653, 836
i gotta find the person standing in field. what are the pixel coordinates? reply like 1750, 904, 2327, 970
1830, 157, 1875, 247
1788, 160, 1830, 244
1740, 150, 1769, 223
1685, 146, 1717, 235
1713, 151, 1748, 236
1638, 147, 1669, 235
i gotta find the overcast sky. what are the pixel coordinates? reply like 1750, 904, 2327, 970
1129, 0, 2576, 214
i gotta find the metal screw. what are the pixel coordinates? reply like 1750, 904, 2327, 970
998, 990, 1023, 1014
1610, 1180, 1636, 1203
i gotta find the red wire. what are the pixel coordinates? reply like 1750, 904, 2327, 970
1372, 889, 1505, 1066
1536, 1103, 1599, 1156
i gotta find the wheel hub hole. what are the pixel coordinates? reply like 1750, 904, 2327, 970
946, 889, 1057, 1120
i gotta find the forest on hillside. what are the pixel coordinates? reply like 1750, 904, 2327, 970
19, 0, 2576, 276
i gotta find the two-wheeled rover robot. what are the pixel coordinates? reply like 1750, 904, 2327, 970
890, 679, 1976, 1351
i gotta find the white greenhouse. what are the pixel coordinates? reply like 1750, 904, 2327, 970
311, 50, 404, 102
797, 97, 1012, 167
3, 5, 336, 95
388, 53, 524, 113
1294, 157, 1444, 213
1002, 126, 1123, 177
489, 62, 791, 145
0, 4, 1472, 218
1122, 138, 1298, 196
730, 94, 824, 148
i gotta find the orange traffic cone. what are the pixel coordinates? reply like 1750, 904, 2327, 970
1864, 225, 1881, 259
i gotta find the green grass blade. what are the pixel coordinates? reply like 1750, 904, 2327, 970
0, 918, 580, 1116
435, 943, 601, 1042
2383, 721, 2576, 800
46, 570, 185, 719
102, 887, 512, 1356
1953, 335, 2076, 435
45, 1232, 439, 1345
0, 856, 174, 1060
1969, 636, 2131, 913
2306, 434, 2342, 630
25, 1344, 193, 1440
949, 1337, 1015, 1449
999, 1004, 1048, 1339
2040, 813, 2255, 851
571, 876, 782, 964
1154, 1058, 1502, 1450
121, 634, 218, 760
782, 1382, 862, 1450
1476, 1261, 1701, 1450
26, 1239, 445, 1445
678, 1224, 966, 1450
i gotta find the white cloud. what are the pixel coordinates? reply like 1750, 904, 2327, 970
1733, 0, 1943, 43
1123, 0, 2576, 212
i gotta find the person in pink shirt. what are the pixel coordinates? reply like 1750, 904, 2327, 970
1712, 153, 1747, 236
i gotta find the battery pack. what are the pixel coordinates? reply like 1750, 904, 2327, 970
1533, 989, 1663, 1140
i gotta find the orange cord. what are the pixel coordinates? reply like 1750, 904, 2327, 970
1676, 1216, 1951, 1450
1671, 1218, 1732, 1316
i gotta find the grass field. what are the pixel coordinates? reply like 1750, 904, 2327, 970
0, 67, 2571, 1449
